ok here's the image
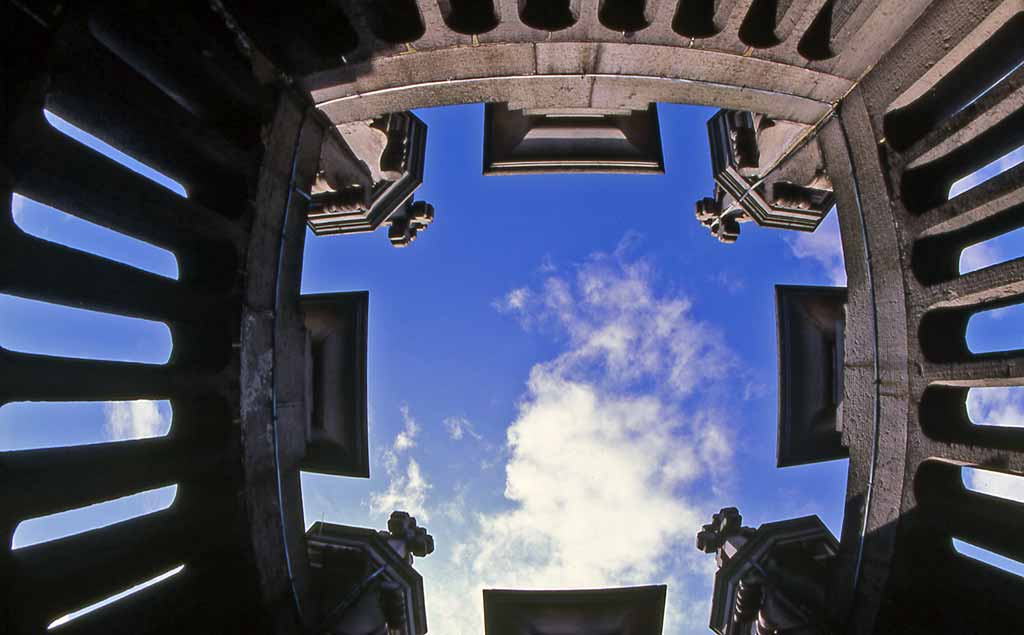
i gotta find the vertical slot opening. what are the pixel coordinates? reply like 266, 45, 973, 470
1, 400, 172, 451
48, 564, 185, 629
11, 194, 179, 280
13, 485, 178, 550
959, 226, 1024, 275
962, 466, 1024, 505
519, 0, 579, 31
739, 0, 792, 48
884, 13, 1024, 152
797, 0, 835, 61
438, 0, 500, 34
44, 111, 186, 197
371, 0, 427, 44
967, 387, 1024, 429
953, 538, 1024, 578
599, 0, 650, 32
966, 303, 1024, 354
0, 294, 172, 364
949, 145, 1024, 200
672, 0, 720, 38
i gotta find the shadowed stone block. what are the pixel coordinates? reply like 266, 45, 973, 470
300, 291, 369, 477
483, 103, 665, 175
775, 285, 848, 468
483, 586, 666, 635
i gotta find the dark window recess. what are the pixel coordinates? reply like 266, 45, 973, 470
900, 105, 1024, 214
219, 2, 359, 76
371, 0, 426, 44
884, 13, 1024, 152
439, 0, 499, 34
599, 0, 650, 32
672, 0, 720, 38
519, 0, 579, 31
310, 338, 324, 431
739, 0, 794, 48
797, 0, 835, 61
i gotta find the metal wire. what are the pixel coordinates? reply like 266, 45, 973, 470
271, 104, 314, 629
835, 104, 883, 617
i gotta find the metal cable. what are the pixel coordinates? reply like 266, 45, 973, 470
271, 104, 314, 629
834, 104, 883, 617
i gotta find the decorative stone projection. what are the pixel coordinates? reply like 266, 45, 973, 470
696, 109, 835, 243
305, 512, 434, 635
697, 508, 839, 635
483, 585, 666, 635
775, 285, 849, 468
386, 200, 434, 248
307, 111, 434, 247
483, 103, 664, 175
7, 1, 1024, 632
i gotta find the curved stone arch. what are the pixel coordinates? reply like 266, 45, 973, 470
2, 0, 1022, 633
309, 45, 849, 125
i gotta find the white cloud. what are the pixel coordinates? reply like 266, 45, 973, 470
967, 387, 1024, 428
104, 400, 170, 441
968, 468, 1024, 504
394, 403, 419, 452
444, 416, 481, 441
429, 241, 734, 634
492, 287, 531, 315
538, 254, 558, 273
965, 388, 1024, 503
370, 404, 431, 522
440, 484, 468, 524
370, 454, 431, 522
787, 211, 847, 286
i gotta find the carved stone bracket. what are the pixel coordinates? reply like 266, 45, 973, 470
696, 109, 835, 243
307, 111, 429, 241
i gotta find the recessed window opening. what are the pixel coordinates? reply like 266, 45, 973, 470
0, 400, 172, 451
966, 387, 1024, 428
13, 484, 178, 550
796, 0, 835, 61
599, 0, 650, 32
949, 144, 1024, 199
47, 563, 185, 630
43, 110, 187, 198
961, 467, 1024, 504
369, 0, 426, 44
0, 294, 172, 364
883, 12, 1024, 152
959, 225, 1024, 275
438, 0, 499, 34
672, 0, 719, 38
953, 538, 1024, 579
738, 0, 788, 48
11, 194, 179, 280
966, 303, 1024, 354
519, 0, 579, 31
956, 58, 1024, 116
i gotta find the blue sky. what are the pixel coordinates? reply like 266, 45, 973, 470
3, 105, 1022, 633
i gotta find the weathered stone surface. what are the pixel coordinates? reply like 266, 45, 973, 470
4, 1, 1023, 633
